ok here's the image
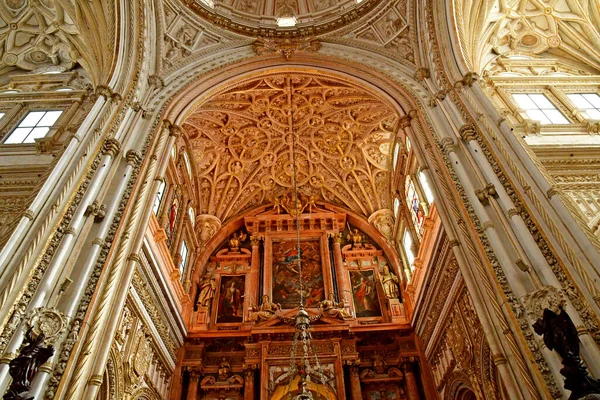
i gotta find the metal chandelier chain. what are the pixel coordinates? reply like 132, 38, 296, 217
288, 78, 304, 309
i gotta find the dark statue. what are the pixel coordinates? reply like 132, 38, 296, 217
532, 307, 600, 400
4, 329, 54, 400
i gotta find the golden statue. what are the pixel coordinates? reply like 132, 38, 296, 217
318, 293, 351, 319
346, 229, 364, 248
248, 295, 281, 322
228, 232, 247, 251
379, 265, 400, 299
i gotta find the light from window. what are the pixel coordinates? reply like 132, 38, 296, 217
180, 241, 189, 278
4, 110, 63, 144
567, 94, 600, 120
188, 207, 195, 225
200, 0, 214, 7
183, 151, 192, 177
394, 198, 400, 218
0, 113, 4, 121
419, 171, 434, 204
513, 94, 569, 125
405, 137, 412, 152
171, 144, 177, 159
392, 142, 400, 170
403, 231, 415, 267
277, 16, 297, 27
153, 180, 166, 215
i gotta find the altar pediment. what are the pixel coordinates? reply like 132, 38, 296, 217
244, 194, 347, 235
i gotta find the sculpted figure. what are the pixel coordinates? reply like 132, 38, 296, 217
379, 265, 400, 299
228, 232, 247, 251
318, 293, 351, 319
346, 229, 364, 248
217, 358, 231, 381
248, 295, 281, 322
197, 272, 216, 308
5, 329, 54, 400
533, 307, 600, 399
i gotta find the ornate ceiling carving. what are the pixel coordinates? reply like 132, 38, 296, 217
181, 72, 400, 222
324, 0, 415, 67
181, 0, 381, 37
453, 0, 600, 75
0, 0, 116, 84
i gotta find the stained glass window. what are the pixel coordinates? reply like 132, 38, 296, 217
406, 176, 424, 237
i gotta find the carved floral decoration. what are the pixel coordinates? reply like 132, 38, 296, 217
182, 73, 400, 221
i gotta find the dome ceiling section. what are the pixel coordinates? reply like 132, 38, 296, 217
182, 0, 381, 37
453, 0, 600, 75
182, 73, 400, 222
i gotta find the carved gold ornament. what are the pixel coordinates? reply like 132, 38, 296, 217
182, 73, 399, 221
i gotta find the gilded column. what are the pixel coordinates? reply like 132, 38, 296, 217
403, 362, 420, 400
244, 369, 255, 400
187, 367, 201, 400
349, 365, 362, 400
246, 236, 262, 312
331, 233, 352, 312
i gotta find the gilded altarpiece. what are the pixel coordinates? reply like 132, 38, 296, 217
181, 201, 422, 400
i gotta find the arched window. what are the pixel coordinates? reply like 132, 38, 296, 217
183, 151, 192, 178
393, 198, 400, 218
171, 144, 177, 159
403, 231, 415, 267
405, 175, 424, 237
153, 180, 166, 215
392, 142, 400, 171
167, 195, 180, 245
418, 170, 434, 204
180, 240, 189, 278
188, 206, 195, 226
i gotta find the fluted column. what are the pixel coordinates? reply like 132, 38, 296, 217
187, 367, 201, 400
403, 362, 420, 400
349, 366, 362, 400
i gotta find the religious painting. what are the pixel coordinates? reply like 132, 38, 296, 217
216, 275, 245, 323
272, 239, 325, 309
349, 270, 381, 318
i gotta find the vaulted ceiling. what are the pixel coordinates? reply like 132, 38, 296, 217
0, 0, 116, 84
453, 0, 600, 75
181, 72, 401, 223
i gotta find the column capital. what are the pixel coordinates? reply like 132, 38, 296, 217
439, 138, 456, 155
459, 124, 477, 142
399, 115, 412, 129
102, 137, 121, 157
126, 149, 142, 166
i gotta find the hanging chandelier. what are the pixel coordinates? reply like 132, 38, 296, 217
285, 78, 327, 400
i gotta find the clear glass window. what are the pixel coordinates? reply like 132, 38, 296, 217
183, 151, 192, 177
567, 93, 600, 120
419, 171, 434, 204
4, 110, 63, 144
153, 180, 166, 215
188, 207, 195, 226
403, 231, 415, 267
394, 198, 400, 218
513, 94, 569, 125
180, 241, 189, 278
